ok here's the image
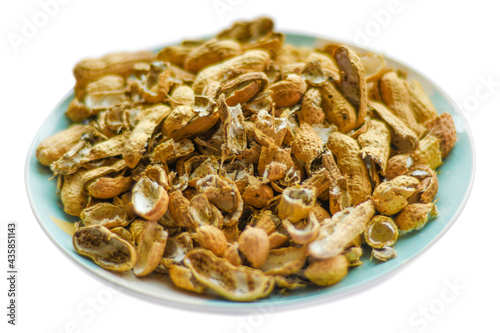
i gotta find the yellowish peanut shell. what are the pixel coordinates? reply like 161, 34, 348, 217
411, 134, 443, 170
291, 123, 324, 164
407, 79, 439, 124
380, 71, 424, 136
169, 264, 206, 294
334, 46, 368, 128
184, 39, 242, 73
304, 255, 348, 286
270, 74, 307, 108
327, 132, 371, 205
184, 248, 275, 302
426, 113, 456, 158
192, 50, 270, 94
133, 220, 168, 277
297, 88, 325, 125
36, 125, 90, 166
320, 80, 356, 133
395, 202, 438, 233
238, 226, 270, 268
197, 225, 228, 257
73, 225, 137, 272
73, 50, 155, 81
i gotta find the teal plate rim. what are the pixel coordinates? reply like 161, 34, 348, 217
25, 32, 475, 314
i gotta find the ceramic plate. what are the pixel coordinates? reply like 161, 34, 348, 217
26, 33, 475, 313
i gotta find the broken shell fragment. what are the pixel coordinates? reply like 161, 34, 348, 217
369, 100, 419, 154
192, 50, 270, 94
170, 85, 195, 108
274, 275, 307, 290
425, 113, 456, 158
36, 125, 90, 166
60, 168, 90, 216
151, 139, 195, 164
304, 255, 348, 286
129, 219, 147, 244
156, 40, 203, 67
297, 88, 325, 125
197, 225, 228, 257
386, 154, 413, 180
168, 190, 195, 228
253, 109, 288, 147
282, 213, 320, 245
380, 71, 424, 136
133, 220, 168, 277
364, 215, 399, 249
169, 264, 206, 293
334, 45, 368, 128
310, 204, 331, 223
269, 232, 289, 249
260, 246, 308, 276
407, 165, 439, 204
162, 232, 193, 267
218, 95, 247, 157
411, 134, 443, 170
223, 242, 242, 266
73, 225, 137, 271
301, 60, 328, 86
395, 202, 439, 233
161, 105, 196, 138
241, 176, 274, 208
269, 73, 307, 108
407, 79, 439, 124
123, 105, 171, 168
73, 50, 155, 81
184, 248, 275, 302
110, 227, 134, 245
80, 74, 128, 116
80, 203, 129, 228
87, 176, 133, 199
358, 119, 391, 176
258, 143, 294, 177
238, 226, 270, 268
327, 132, 372, 205
277, 186, 316, 223
189, 194, 224, 228
164, 96, 219, 142
184, 38, 242, 73
196, 174, 240, 213
291, 123, 323, 164
131, 176, 170, 221
329, 181, 351, 215
371, 246, 397, 262
361, 53, 386, 82
320, 80, 357, 133
134, 61, 171, 103
142, 164, 169, 190
220, 72, 268, 106
252, 210, 278, 235
345, 246, 363, 267
308, 200, 375, 259
51, 132, 128, 176
372, 175, 420, 216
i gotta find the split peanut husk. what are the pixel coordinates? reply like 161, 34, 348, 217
37, 17, 456, 301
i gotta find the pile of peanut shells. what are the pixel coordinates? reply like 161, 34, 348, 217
36, 17, 456, 301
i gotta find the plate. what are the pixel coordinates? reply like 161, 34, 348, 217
25, 33, 475, 313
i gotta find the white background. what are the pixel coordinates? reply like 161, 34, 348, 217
1, 0, 498, 332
